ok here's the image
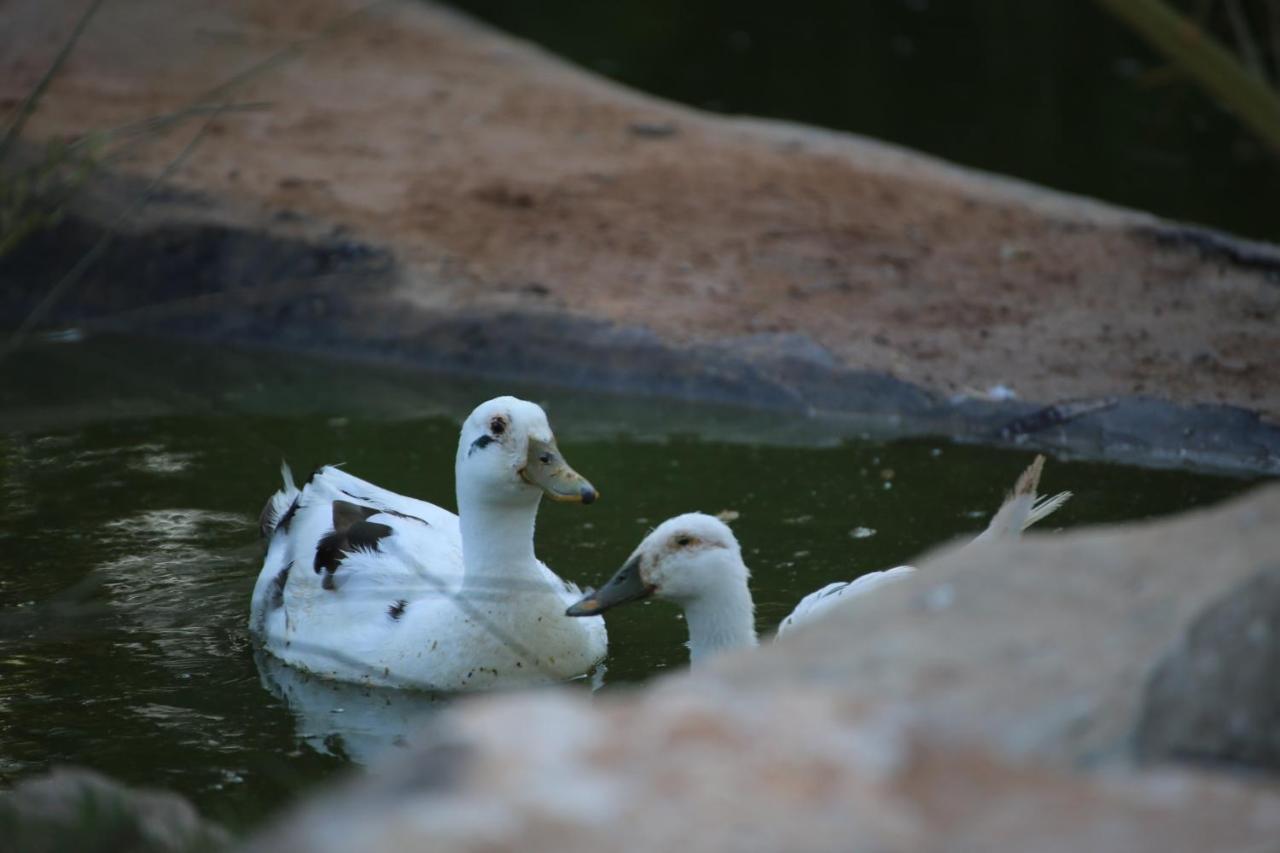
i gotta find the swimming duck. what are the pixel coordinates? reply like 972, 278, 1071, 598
250, 396, 607, 691
567, 455, 1069, 665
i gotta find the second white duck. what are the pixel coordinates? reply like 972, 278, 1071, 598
567, 455, 1069, 665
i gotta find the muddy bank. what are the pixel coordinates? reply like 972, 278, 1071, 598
2, 0, 1279, 472
5, 206, 1278, 474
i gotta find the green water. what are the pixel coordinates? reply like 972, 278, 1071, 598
442, 0, 1279, 242
0, 336, 1263, 832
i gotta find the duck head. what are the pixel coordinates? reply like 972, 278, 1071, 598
566, 513, 748, 616
455, 396, 597, 507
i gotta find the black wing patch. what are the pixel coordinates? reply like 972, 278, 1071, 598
818, 583, 849, 601
388, 599, 408, 621
276, 497, 302, 535
333, 498, 430, 528
346, 520, 394, 551
268, 562, 293, 609
261, 493, 302, 539
258, 496, 279, 539
332, 499, 380, 532
382, 508, 430, 525
314, 520, 393, 590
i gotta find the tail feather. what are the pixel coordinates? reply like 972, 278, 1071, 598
1012, 453, 1045, 498
280, 460, 297, 493
971, 455, 1069, 545
258, 461, 302, 539
1025, 490, 1072, 530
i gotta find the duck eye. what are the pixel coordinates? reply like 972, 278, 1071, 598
676, 536, 692, 547
539, 452, 552, 464
490, 417, 506, 436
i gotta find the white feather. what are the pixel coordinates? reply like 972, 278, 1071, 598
776, 565, 917, 637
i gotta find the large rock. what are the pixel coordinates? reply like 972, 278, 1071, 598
244, 484, 1280, 852
716, 482, 1280, 770
1135, 570, 1280, 769
245, 688, 1280, 853
0, 767, 228, 853
3, 0, 1279, 473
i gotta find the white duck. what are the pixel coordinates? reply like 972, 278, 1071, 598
250, 396, 607, 691
567, 455, 1069, 665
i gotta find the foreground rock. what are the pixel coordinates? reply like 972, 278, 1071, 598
0, 767, 228, 853
245, 690, 1280, 853
244, 484, 1280, 852
712, 488, 1280, 774
3, 0, 1280, 472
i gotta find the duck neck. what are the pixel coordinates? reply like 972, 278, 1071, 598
457, 489, 547, 596
683, 580, 758, 665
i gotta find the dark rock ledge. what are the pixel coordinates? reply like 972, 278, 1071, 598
3, 202, 1278, 476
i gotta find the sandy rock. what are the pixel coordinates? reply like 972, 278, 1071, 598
1135, 569, 1280, 770
244, 485, 1280, 852
244, 689, 1280, 853
2, 0, 1279, 466
717, 483, 1280, 769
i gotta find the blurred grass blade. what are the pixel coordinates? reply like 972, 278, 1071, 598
1094, 0, 1280, 155
0, 108, 224, 365
1223, 0, 1269, 82
0, 0, 106, 163
1268, 0, 1280, 82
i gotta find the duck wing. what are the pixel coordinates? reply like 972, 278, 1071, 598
775, 564, 916, 637
250, 465, 462, 640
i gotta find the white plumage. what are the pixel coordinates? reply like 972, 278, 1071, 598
777, 454, 1069, 636
568, 454, 1070, 664
249, 396, 607, 691
776, 565, 918, 637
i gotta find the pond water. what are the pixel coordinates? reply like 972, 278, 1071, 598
0, 336, 1264, 832
442, 0, 1279, 242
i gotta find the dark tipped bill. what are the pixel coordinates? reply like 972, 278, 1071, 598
521, 437, 598, 504
566, 554, 654, 617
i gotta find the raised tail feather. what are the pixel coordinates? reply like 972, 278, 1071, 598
971, 454, 1071, 545
258, 461, 301, 538
1025, 490, 1072, 529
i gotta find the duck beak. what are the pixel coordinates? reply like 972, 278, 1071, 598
566, 554, 654, 616
520, 438, 598, 504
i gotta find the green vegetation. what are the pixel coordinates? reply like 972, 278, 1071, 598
0, 0, 106, 260
0, 135, 103, 258
1093, 0, 1280, 156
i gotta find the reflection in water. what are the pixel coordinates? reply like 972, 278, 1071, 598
255, 652, 605, 766
255, 652, 446, 766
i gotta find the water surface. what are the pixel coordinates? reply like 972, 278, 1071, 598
0, 336, 1262, 831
